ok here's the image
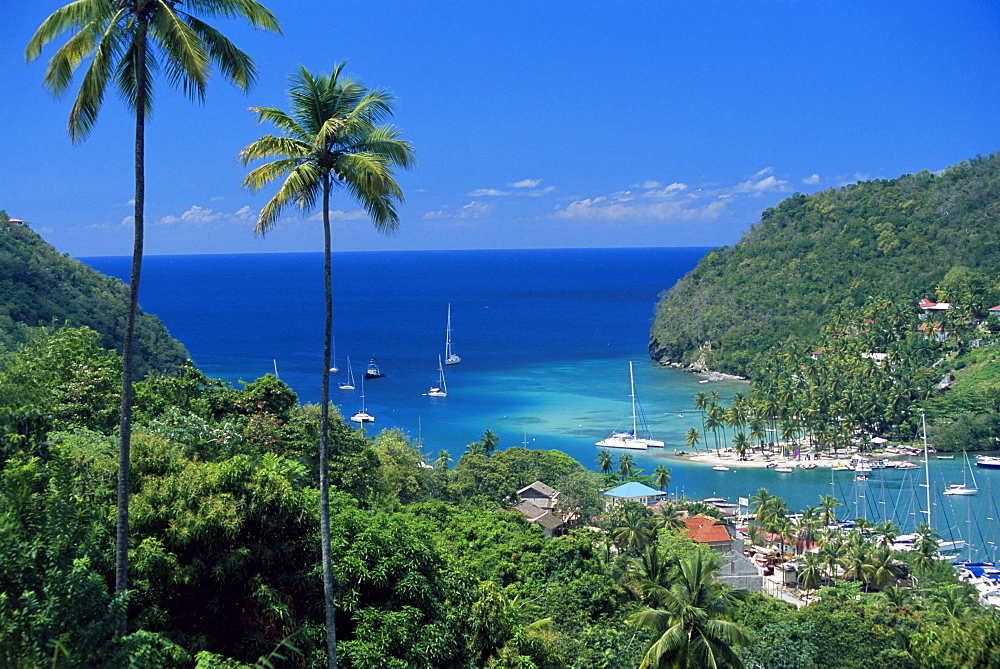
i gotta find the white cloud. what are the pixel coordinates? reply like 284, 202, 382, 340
307, 209, 368, 222
179, 205, 224, 224
803, 174, 820, 185
509, 178, 541, 188
643, 182, 688, 198
553, 196, 727, 222
752, 167, 774, 179
468, 188, 507, 197
731, 175, 790, 195
524, 185, 555, 197
632, 180, 663, 189
422, 200, 494, 220
154, 204, 262, 227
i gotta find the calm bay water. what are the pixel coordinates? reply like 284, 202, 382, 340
83, 248, 999, 555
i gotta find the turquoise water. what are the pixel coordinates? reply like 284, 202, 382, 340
83, 248, 999, 554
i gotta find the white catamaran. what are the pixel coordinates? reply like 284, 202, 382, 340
444, 303, 461, 365
596, 361, 664, 450
350, 374, 374, 423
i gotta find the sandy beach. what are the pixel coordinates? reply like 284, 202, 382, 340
670, 447, 912, 469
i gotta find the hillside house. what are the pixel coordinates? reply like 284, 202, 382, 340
603, 481, 667, 507
512, 481, 565, 538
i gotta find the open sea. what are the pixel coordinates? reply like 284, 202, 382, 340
83, 248, 1000, 557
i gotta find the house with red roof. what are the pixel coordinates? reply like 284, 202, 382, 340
682, 514, 742, 553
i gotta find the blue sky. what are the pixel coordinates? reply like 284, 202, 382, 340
3, 2, 998, 257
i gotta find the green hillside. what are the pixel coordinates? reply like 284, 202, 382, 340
0, 211, 189, 378
650, 153, 1000, 377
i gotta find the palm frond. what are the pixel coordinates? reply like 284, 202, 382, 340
249, 107, 308, 141
183, 15, 257, 91
254, 163, 323, 234
25, 0, 112, 63
68, 16, 127, 140
239, 135, 310, 165
183, 0, 282, 33
150, 3, 210, 102
242, 157, 304, 192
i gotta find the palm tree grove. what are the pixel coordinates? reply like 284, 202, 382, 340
4, 2, 1000, 668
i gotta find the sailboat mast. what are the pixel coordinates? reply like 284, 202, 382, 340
445, 304, 452, 359
923, 412, 931, 528
629, 361, 638, 436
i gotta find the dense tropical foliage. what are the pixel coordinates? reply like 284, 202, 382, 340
651, 153, 1000, 378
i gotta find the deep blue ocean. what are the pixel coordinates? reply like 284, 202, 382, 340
83, 248, 999, 556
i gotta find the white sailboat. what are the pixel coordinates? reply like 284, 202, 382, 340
350, 374, 374, 423
425, 355, 448, 397
338, 356, 355, 390
328, 336, 338, 373
444, 303, 461, 365
596, 361, 664, 450
944, 451, 979, 496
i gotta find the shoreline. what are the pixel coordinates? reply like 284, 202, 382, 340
665, 448, 913, 469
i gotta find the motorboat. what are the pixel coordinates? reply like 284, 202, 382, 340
365, 356, 386, 379
977, 455, 1000, 468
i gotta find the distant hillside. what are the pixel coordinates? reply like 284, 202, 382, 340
0, 212, 189, 378
650, 153, 1000, 377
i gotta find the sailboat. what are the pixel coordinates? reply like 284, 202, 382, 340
350, 374, 374, 423
444, 303, 461, 365
944, 451, 979, 496
328, 336, 338, 373
338, 356, 355, 390
596, 361, 664, 450
425, 356, 448, 397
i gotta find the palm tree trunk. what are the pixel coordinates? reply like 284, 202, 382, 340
319, 179, 337, 668
115, 16, 149, 636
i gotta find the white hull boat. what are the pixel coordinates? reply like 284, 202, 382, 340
426, 355, 448, 398
339, 356, 355, 390
596, 361, 664, 450
444, 303, 461, 365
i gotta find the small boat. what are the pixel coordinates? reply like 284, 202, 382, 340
444, 303, 461, 365
977, 455, 1000, 469
425, 355, 448, 398
338, 356, 355, 390
943, 452, 978, 495
798, 462, 817, 470
712, 465, 730, 471
596, 361, 664, 449
856, 475, 868, 481
365, 356, 386, 379
774, 466, 793, 473
350, 375, 374, 423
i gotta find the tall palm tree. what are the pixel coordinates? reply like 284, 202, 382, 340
26, 0, 280, 632
653, 465, 671, 492
240, 63, 414, 669
630, 552, 751, 669
796, 551, 824, 602
618, 452, 636, 479
479, 429, 500, 456
683, 427, 701, 454
597, 449, 615, 475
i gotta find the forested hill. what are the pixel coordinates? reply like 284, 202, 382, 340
649, 152, 1000, 377
0, 211, 189, 378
